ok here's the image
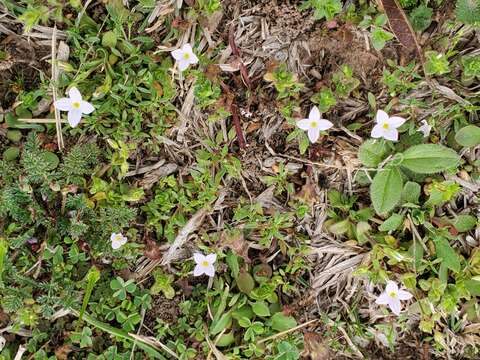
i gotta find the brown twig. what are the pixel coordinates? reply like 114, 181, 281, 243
230, 102, 246, 149
228, 24, 252, 89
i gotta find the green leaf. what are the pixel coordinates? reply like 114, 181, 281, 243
226, 251, 240, 279
402, 181, 421, 204
400, 144, 460, 174
455, 125, 480, 147
433, 236, 461, 273
465, 279, 480, 296
358, 139, 388, 167
216, 331, 235, 347
251, 301, 270, 317
379, 213, 404, 232
371, 27, 394, 50
210, 312, 232, 335
271, 313, 297, 332
370, 167, 403, 214
453, 215, 477, 232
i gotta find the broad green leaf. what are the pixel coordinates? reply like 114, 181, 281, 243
453, 214, 477, 232
358, 139, 388, 167
210, 312, 232, 335
379, 213, 404, 232
271, 312, 297, 332
455, 125, 480, 147
251, 301, 270, 317
465, 279, 480, 296
402, 181, 421, 204
400, 144, 460, 174
370, 167, 403, 214
216, 331, 235, 347
433, 236, 461, 273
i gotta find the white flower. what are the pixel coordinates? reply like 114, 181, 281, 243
297, 106, 333, 143
193, 252, 216, 277
418, 120, 431, 138
110, 233, 127, 250
375, 280, 413, 316
171, 43, 199, 72
0, 335, 5, 351
371, 110, 406, 141
54, 87, 94, 128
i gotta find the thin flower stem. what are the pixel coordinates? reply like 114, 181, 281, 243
18, 118, 67, 123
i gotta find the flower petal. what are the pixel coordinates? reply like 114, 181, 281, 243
418, 121, 431, 137
69, 87, 82, 102
67, 109, 83, 128
371, 124, 385, 138
205, 253, 217, 264
193, 253, 206, 265
182, 43, 193, 53
316, 119, 333, 131
189, 52, 199, 64
112, 240, 122, 250
388, 298, 401, 315
388, 116, 406, 128
382, 128, 399, 141
397, 290, 413, 300
178, 59, 190, 71
307, 127, 320, 143
204, 264, 215, 277
376, 110, 389, 124
193, 264, 205, 276
297, 118, 312, 130
385, 281, 398, 294
110, 233, 118, 241
54, 98, 72, 111
171, 48, 184, 60
375, 292, 390, 305
80, 101, 95, 114
309, 106, 321, 121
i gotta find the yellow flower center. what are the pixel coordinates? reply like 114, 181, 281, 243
388, 292, 397, 298
114, 234, 123, 242
72, 101, 81, 109
201, 261, 209, 267
310, 121, 318, 128
183, 53, 190, 60
383, 123, 389, 129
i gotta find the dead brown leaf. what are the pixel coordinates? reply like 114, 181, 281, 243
378, 0, 421, 57
303, 332, 330, 360
54, 344, 72, 360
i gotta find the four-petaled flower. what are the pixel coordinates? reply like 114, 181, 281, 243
193, 253, 216, 277
375, 280, 413, 316
171, 43, 199, 72
371, 110, 406, 141
111, 233, 127, 250
418, 120, 432, 138
297, 106, 333, 143
54, 87, 94, 128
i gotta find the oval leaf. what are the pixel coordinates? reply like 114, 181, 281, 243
371, 167, 403, 215
358, 139, 388, 167
271, 313, 297, 332
400, 144, 460, 174
455, 125, 480, 147
251, 301, 270, 317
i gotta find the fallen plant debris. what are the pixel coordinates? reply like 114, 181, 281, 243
0, 0, 479, 359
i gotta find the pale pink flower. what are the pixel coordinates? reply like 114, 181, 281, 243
375, 280, 413, 315
54, 87, 94, 127
110, 233, 127, 250
371, 110, 406, 141
297, 106, 333, 143
171, 43, 199, 71
193, 253, 216, 277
